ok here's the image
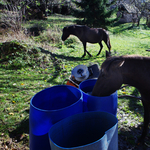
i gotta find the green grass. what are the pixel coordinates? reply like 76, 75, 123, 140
0, 14, 150, 149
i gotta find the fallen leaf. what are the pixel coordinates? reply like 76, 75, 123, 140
9, 112, 14, 115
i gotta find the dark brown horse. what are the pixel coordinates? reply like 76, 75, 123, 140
61, 25, 111, 58
92, 51, 150, 145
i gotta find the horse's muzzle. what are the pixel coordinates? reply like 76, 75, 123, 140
61, 36, 65, 41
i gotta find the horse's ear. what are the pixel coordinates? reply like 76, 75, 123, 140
106, 51, 111, 58
64, 26, 68, 30
111, 58, 125, 68
106, 57, 124, 71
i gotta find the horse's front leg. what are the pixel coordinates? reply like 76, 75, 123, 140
82, 42, 92, 58
138, 99, 150, 144
97, 42, 103, 56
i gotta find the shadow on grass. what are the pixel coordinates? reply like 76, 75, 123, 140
129, 88, 143, 112
118, 123, 150, 150
112, 22, 150, 35
119, 87, 143, 116
39, 47, 83, 61
9, 114, 29, 143
112, 25, 134, 34
28, 15, 75, 31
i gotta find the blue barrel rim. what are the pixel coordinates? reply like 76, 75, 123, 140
30, 85, 83, 112
49, 111, 118, 149
50, 135, 106, 149
79, 79, 117, 98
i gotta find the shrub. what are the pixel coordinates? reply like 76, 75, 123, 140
0, 41, 43, 69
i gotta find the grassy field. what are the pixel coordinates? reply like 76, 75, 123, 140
0, 14, 150, 149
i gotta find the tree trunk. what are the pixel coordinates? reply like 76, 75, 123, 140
137, 14, 142, 26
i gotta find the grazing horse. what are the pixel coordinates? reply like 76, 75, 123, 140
92, 51, 150, 144
61, 25, 111, 58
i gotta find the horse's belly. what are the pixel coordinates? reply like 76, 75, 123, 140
86, 35, 101, 43
87, 39, 100, 44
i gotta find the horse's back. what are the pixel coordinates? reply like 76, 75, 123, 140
84, 27, 104, 43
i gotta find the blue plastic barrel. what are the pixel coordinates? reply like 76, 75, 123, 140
29, 85, 83, 150
79, 79, 117, 116
49, 111, 118, 150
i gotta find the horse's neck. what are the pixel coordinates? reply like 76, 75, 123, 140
70, 26, 82, 37
121, 58, 150, 90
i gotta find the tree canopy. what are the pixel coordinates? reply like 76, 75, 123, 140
71, 0, 119, 28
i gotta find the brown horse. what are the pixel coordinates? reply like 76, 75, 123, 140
92, 51, 150, 144
61, 25, 111, 58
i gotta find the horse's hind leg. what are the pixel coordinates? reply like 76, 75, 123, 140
138, 99, 150, 144
97, 42, 103, 56
103, 34, 111, 53
107, 43, 111, 53
105, 39, 111, 53
82, 42, 92, 58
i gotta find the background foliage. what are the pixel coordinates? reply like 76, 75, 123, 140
71, 0, 119, 28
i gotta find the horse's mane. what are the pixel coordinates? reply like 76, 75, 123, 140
108, 55, 150, 61
103, 55, 150, 70
122, 55, 150, 60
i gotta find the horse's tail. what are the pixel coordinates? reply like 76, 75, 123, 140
103, 29, 111, 52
